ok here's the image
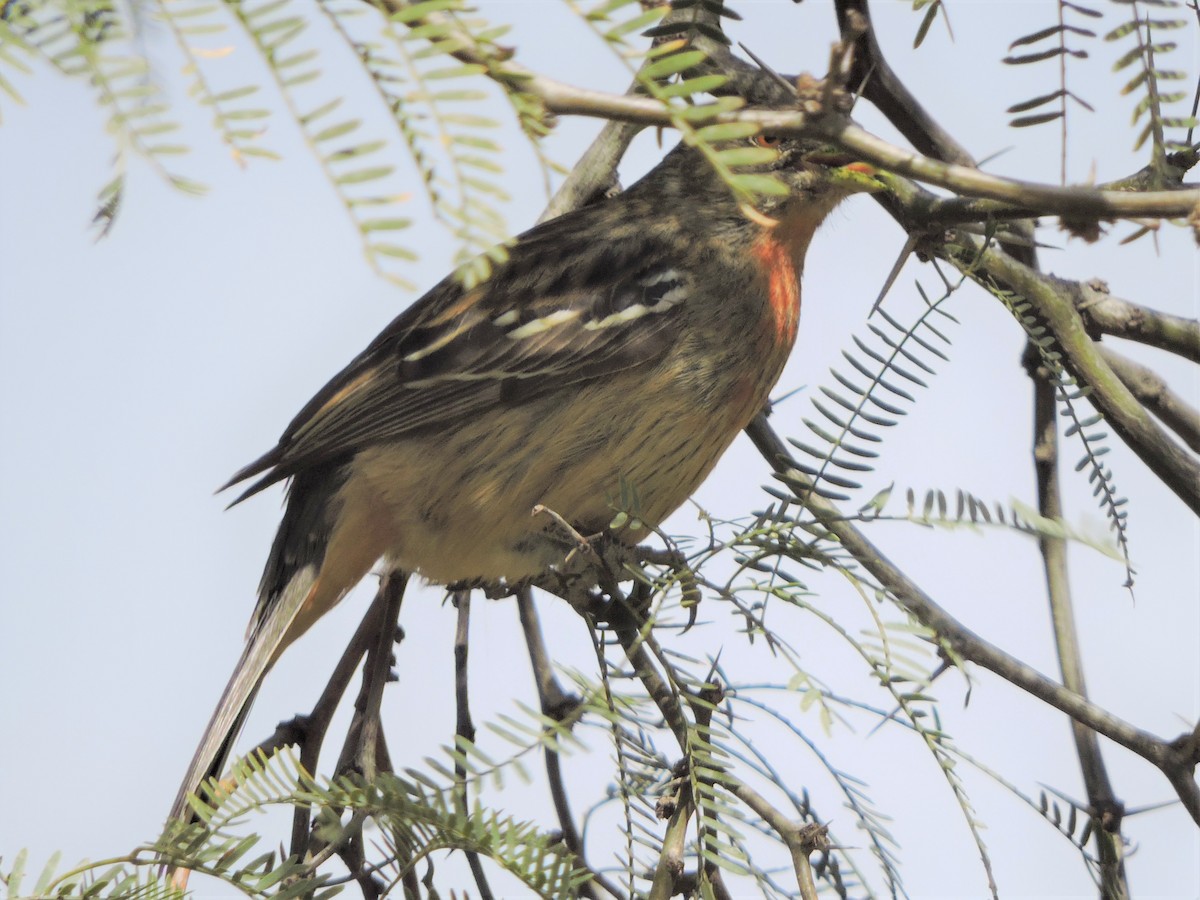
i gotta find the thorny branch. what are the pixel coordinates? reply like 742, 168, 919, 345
369, 0, 1200, 220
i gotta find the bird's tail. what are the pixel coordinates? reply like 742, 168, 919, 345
168, 461, 371, 827
167, 562, 319, 824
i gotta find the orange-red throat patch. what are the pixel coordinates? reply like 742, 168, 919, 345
751, 232, 801, 346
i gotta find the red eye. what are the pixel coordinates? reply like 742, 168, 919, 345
753, 133, 781, 149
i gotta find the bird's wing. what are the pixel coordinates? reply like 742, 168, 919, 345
226, 229, 692, 499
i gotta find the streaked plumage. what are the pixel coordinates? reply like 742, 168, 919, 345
169, 133, 881, 826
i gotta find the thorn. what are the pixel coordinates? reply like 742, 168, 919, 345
738, 42, 797, 96
870, 232, 920, 317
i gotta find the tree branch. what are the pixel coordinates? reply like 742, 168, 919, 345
371, 0, 1199, 221
647, 782, 691, 900
302, 572, 406, 899
1098, 345, 1200, 453
1028, 356, 1130, 898
834, 0, 976, 166
948, 236, 1200, 517
1077, 280, 1200, 364
744, 415, 1200, 825
450, 591, 495, 900
514, 588, 624, 900
290, 587, 394, 856
823, 119, 1199, 218
354, 571, 407, 780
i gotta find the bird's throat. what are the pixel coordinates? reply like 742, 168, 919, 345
750, 230, 802, 347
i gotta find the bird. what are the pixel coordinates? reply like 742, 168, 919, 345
168, 125, 882, 825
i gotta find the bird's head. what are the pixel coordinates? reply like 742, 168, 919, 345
672, 71, 887, 228
641, 130, 884, 245
732, 131, 886, 222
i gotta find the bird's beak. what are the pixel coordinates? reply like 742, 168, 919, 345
805, 150, 888, 195
827, 161, 887, 194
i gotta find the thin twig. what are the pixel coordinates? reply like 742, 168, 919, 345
282, 587, 393, 857
604, 588, 828, 898
608, 601, 690, 753
451, 591, 496, 900
1028, 356, 1130, 898
357, 570, 407, 780
515, 587, 578, 715
308, 571, 407, 898
515, 589, 623, 900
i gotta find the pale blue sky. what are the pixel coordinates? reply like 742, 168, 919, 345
1, 2, 1197, 897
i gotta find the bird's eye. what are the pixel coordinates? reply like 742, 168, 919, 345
753, 133, 782, 149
